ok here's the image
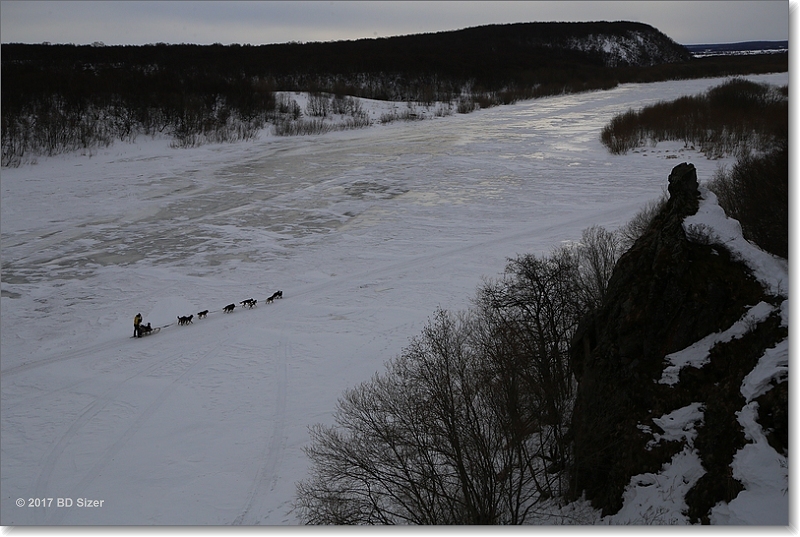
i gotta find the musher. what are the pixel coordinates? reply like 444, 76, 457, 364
134, 312, 143, 338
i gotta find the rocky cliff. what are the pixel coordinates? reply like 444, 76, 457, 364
568, 163, 788, 523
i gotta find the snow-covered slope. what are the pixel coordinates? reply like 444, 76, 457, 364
559, 29, 689, 66
0, 72, 788, 528
533, 22, 690, 66
600, 185, 788, 525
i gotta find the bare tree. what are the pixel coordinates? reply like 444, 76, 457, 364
574, 225, 621, 310
296, 308, 562, 524
616, 192, 668, 251
296, 228, 624, 524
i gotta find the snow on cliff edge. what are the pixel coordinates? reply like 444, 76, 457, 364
602, 184, 788, 525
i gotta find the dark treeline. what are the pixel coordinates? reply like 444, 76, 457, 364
600, 78, 788, 157
709, 143, 788, 259
2, 21, 788, 166
3, 21, 691, 97
2, 42, 281, 164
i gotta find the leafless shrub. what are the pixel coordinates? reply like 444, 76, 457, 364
275, 94, 303, 119
616, 191, 669, 251
707, 144, 788, 258
600, 109, 643, 154
273, 113, 371, 136
684, 223, 722, 246
599, 78, 787, 159
306, 93, 331, 117
169, 100, 265, 148
457, 98, 479, 114
272, 118, 333, 136
573, 226, 621, 310
379, 107, 421, 124
434, 103, 454, 117
331, 95, 365, 117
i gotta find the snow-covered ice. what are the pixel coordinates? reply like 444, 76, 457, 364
0, 72, 789, 527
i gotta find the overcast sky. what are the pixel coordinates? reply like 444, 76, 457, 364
0, 1, 791, 47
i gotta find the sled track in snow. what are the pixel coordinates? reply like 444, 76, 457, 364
2, 321, 175, 378
4, 193, 642, 381
232, 330, 289, 525
30, 338, 231, 524
28, 345, 182, 522
1, 337, 129, 377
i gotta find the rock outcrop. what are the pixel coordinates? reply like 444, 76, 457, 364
568, 163, 787, 522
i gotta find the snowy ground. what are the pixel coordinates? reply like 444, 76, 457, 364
0, 72, 789, 529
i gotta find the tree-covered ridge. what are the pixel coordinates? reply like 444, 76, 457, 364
3, 21, 687, 108
4, 22, 688, 76
1, 21, 788, 166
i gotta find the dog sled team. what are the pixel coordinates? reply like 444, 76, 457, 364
133, 290, 283, 338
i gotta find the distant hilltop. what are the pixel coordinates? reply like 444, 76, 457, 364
0, 21, 697, 130
685, 40, 788, 57
4, 21, 692, 75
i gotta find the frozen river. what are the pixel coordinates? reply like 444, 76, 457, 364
0, 72, 788, 526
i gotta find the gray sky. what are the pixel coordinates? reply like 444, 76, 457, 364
0, 1, 790, 46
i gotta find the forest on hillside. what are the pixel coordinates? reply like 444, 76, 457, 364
1, 21, 788, 166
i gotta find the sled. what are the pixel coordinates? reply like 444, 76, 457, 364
131, 327, 161, 338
